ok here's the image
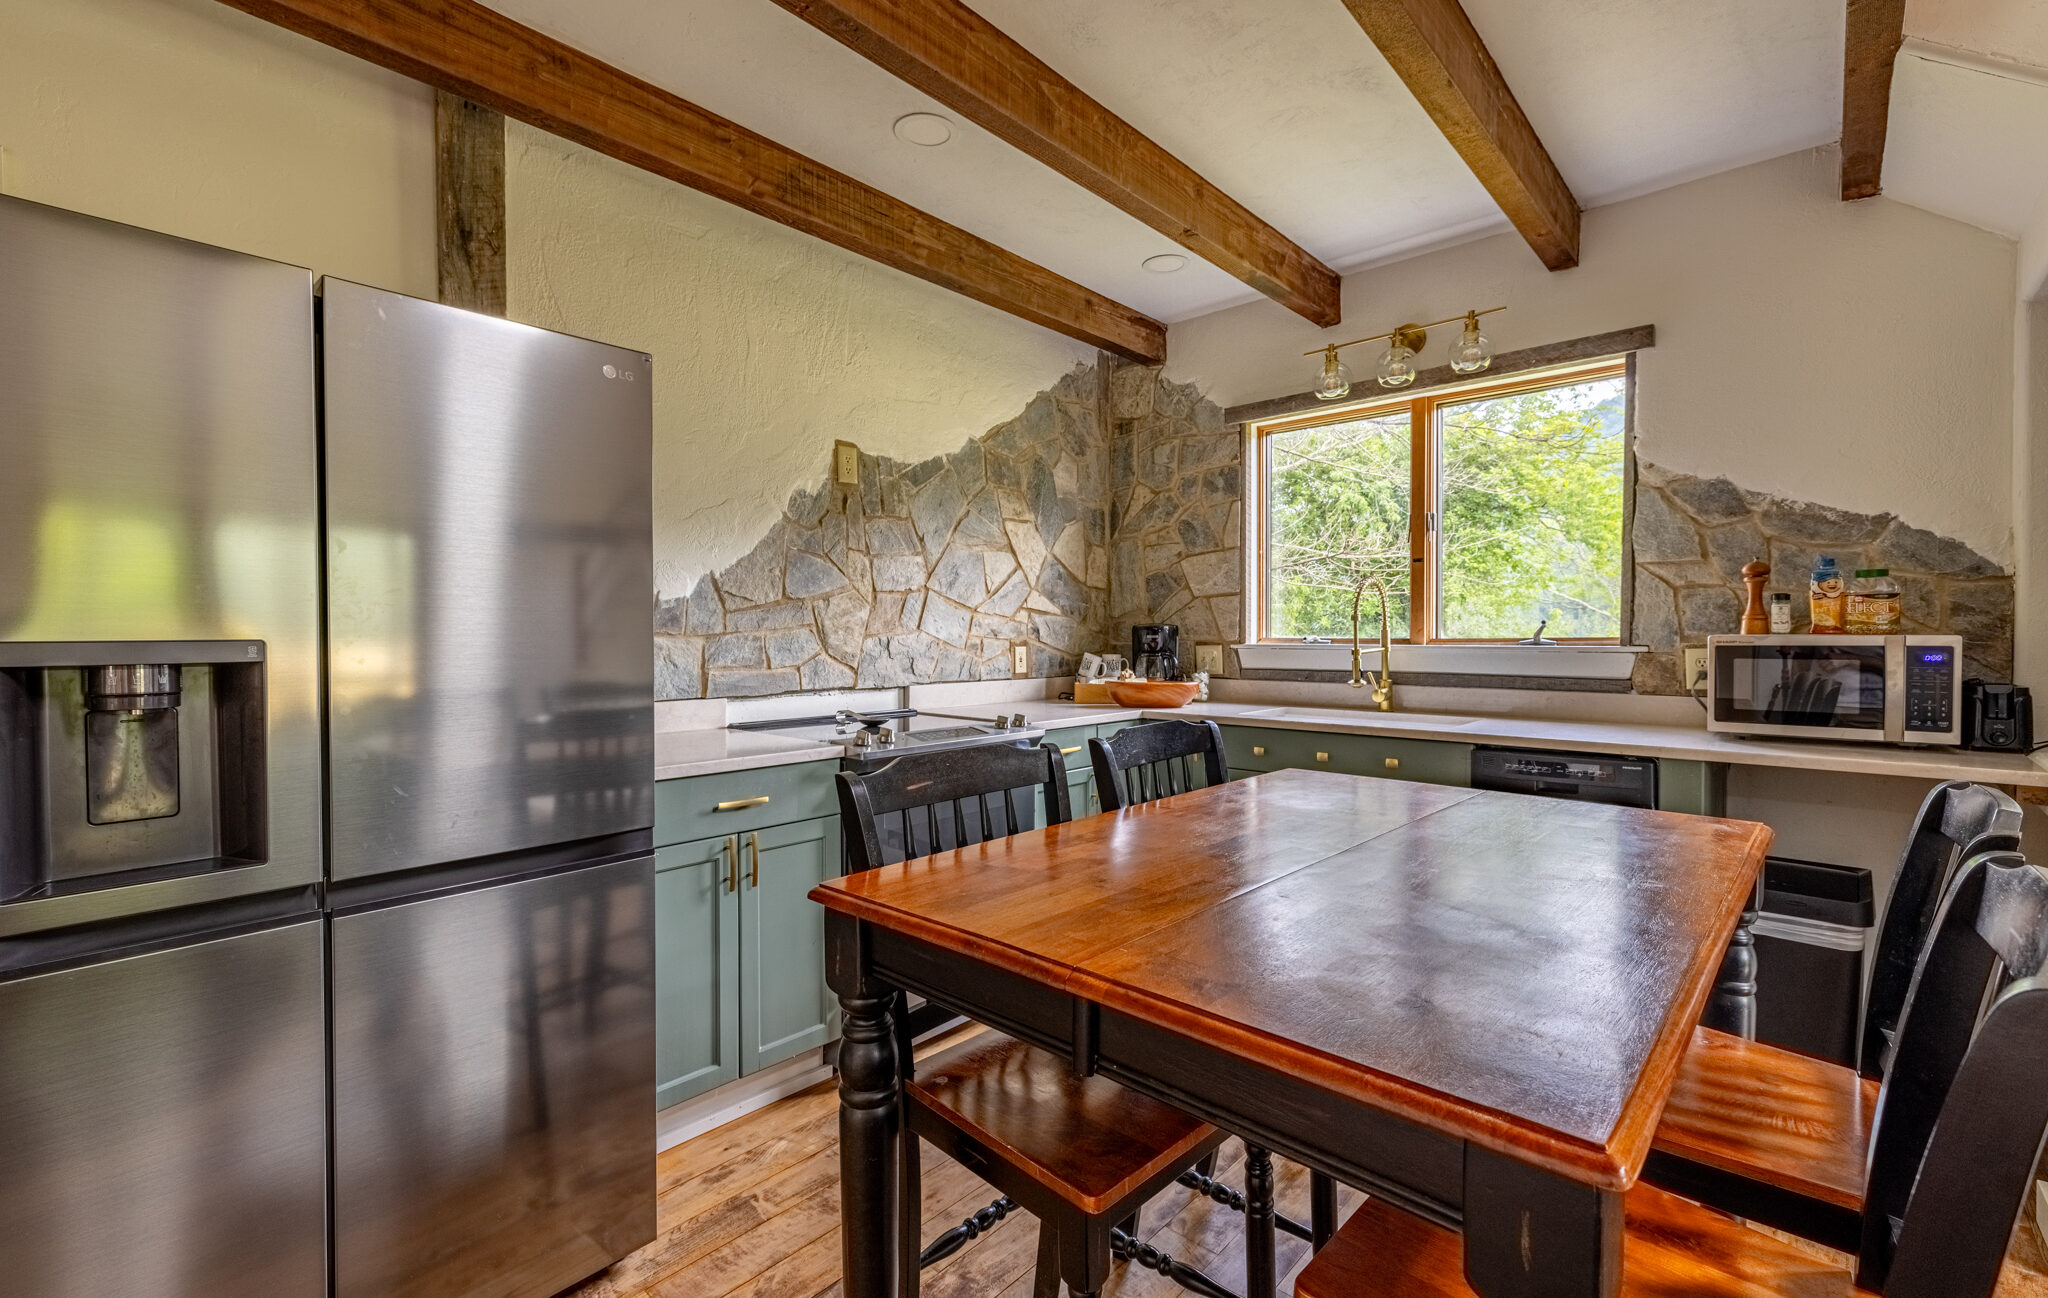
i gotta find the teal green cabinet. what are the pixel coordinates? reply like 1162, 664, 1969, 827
1218, 725, 1472, 787
655, 837, 741, 1108
738, 816, 841, 1075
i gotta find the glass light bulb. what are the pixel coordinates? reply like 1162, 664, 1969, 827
1313, 348, 1352, 401
1449, 314, 1493, 374
1376, 342, 1417, 388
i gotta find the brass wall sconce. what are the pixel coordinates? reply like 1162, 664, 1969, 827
1306, 306, 1505, 401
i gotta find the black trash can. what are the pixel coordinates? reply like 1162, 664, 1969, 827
1752, 857, 1876, 1067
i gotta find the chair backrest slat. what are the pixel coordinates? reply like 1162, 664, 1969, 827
1862, 781, 2023, 1078
836, 740, 1071, 872
1089, 720, 1229, 813
1860, 851, 2048, 1294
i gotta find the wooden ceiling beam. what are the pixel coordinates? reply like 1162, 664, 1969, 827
214, 0, 1167, 362
1337, 0, 1580, 270
770, 0, 1342, 327
1840, 0, 1907, 200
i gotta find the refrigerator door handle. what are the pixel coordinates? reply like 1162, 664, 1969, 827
746, 832, 761, 889
723, 836, 739, 894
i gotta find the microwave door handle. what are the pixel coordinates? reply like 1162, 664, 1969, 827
1884, 642, 1906, 743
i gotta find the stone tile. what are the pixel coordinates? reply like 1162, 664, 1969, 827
1630, 488, 1701, 564
726, 601, 813, 631
718, 528, 785, 606
1631, 652, 1682, 695
1030, 613, 1087, 653
1209, 595, 1244, 642
784, 550, 848, 599
1054, 454, 1079, 501
910, 466, 965, 554
787, 483, 830, 528
1052, 522, 1088, 580
982, 549, 1018, 591
1665, 475, 1752, 524
971, 612, 1029, 641
1036, 556, 1090, 616
1677, 585, 1742, 640
933, 645, 981, 682
1110, 362, 1157, 419
929, 548, 986, 606
1947, 579, 2016, 651
921, 594, 974, 647
686, 574, 724, 635
1178, 510, 1220, 553
766, 627, 821, 669
1018, 393, 1056, 444
867, 517, 920, 555
1145, 570, 1182, 611
953, 490, 1009, 549
1632, 575, 1678, 652
949, 440, 986, 498
1182, 549, 1238, 598
1028, 459, 1066, 546
799, 656, 856, 692
1870, 521, 2002, 578
706, 632, 764, 669
653, 593, 687, 635
1155, 584, 1194, 622
1759, 499, 1890, 544
1702, 519, 1769, 585
1086, 547, 1108, 590
654, 636, 702, 701
1139, 440, 1178, 492
817, 591, 870, 663
873, 554, 928, 591
708, 667, 801, 698
981, 568, 1030, 618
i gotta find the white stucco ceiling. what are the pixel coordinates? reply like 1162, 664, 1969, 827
481, 0, 2046, 325
1884, 47, 2048, 240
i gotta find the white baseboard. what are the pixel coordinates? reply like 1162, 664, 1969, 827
655, 1051, 835, 1152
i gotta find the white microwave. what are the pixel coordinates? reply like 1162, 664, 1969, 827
1705, 635, 1963, 746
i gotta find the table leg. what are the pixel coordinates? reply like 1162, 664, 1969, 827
830, 913, 902, 1298
1462, 1147, 1621, 1297
1310, 1171, 1337, 1251
1703, 905, 1759, 1039
1245, 1144, 1276, 1298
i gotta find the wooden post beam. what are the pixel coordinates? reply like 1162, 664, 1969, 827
1337, 0, 1580, 270
1840, 0, 1907, 201
216, 0, 1166, 362
770, 0, 1341, 327
434, 91, 506, 315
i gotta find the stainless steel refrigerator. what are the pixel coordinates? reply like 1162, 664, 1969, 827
0, 195, 329, 1297
1, 195, 657, 1298
318, 280, 657, 1298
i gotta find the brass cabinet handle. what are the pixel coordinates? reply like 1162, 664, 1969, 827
1384, 757, 1400, 770
716, 795, 770, 811
746, 832, 761, 888
722, 836, 739, 893
1251, 745, 1266, 757
1060, 745, 1083, 755
1315, 751, 1330, 762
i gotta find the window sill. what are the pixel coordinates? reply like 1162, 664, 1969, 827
1233, 642, 1644, 681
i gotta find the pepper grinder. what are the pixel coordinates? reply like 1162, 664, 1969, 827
1740, 559, 1771, 634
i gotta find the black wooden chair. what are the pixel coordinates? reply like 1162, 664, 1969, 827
1296, 847, 2048, 1298
837, 740, 1264, 1298
1644, 780, 2022, 1248
1088, 719, 1229, 812
1089, 718, 1342, 1253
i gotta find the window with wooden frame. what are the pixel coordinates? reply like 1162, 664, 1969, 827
1249, 360, 1628, 644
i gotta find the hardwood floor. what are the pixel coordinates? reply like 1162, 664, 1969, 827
565, 1027, 2048, 1298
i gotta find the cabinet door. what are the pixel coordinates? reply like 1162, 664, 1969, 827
1066, 762, 1099, 819
656, 838, 741, 1109
739, 817, 840, 1075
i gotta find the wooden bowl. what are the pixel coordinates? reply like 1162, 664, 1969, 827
1106, 679, 1201, 708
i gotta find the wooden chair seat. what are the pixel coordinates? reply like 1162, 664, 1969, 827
1651, 1026, 1878, 1212
1294, 1182, 1868, 1298
906, 1032, 1221, 1216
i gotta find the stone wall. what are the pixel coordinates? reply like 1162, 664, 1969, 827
1107, 365, 1245, 644
1631, 461, 2013, 693
652, 362, 1120, 699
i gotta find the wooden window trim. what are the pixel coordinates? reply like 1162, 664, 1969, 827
1253, 358, 1629, 645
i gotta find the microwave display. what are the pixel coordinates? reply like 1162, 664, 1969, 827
1713, 643, 1887, 731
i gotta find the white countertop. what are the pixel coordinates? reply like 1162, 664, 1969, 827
653, 726, 840, 780
923, 700, 2048, 788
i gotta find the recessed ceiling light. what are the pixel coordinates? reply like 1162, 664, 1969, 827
1141, 253, 1188, 274
892, 113, 953, 147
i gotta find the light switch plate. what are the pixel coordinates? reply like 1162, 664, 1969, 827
832, 440, 860, 485
1013, 643, 1029, 674
1194, 643, 1224, 676
1683, 646, 1709, 693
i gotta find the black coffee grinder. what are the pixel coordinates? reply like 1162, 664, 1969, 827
1131, 624, 1181, 680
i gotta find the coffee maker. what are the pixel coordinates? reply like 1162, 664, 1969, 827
1131, 624, 1182, 680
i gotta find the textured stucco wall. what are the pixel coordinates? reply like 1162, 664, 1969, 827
0, 0, 435, 298
503, 123, 1097, 605
1168, 148, 2019, 567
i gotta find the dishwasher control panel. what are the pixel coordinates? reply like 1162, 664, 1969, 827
1469, 747, 1658, 809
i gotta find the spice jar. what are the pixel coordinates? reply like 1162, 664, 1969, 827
1767, 592, 1793, 634
1844, 568, 1902, 634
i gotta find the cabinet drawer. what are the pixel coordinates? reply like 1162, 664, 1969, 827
1050, 726, 1096, 770
655, 760, 839, 847
1220, 725, 1471, 787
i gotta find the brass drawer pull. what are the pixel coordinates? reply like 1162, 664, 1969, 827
747, 832, 761, 888
1316, 751, 1330, 762
1060, 745, 1083, 755
1251, 745, 1266, 757
1385, 757, 1400, 770
715, 795, 771, 811
722, 836, 739, 893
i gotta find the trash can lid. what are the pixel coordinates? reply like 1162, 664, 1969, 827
1762, 857, 1876, 927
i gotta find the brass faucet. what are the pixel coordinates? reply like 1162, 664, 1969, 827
1349, 575, 1394, 711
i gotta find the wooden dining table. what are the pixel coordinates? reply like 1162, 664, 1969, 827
812, 767, 1772, 1298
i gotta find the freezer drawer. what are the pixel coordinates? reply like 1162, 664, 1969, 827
0, 917, 327, 1298
332, 853, 656, 1298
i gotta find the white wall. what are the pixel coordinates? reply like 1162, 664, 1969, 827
2019, 298, 2048, 684
1168, 148, 2018, 565
0, 0, 435, 297
502, 124, 1094, 602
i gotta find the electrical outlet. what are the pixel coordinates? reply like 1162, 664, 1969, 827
1683, 646, 1709, 692
1013, 643, 1029, 675
832, 440, 860, 485
1194, 642, 1224, 676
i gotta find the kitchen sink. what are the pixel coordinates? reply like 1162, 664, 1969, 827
1238, 707, 1488, 730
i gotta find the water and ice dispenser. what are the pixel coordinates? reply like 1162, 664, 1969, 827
0, 642, 270, 902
